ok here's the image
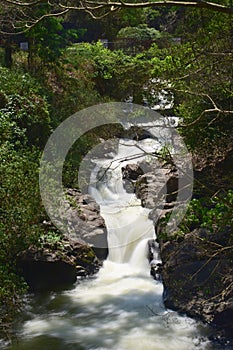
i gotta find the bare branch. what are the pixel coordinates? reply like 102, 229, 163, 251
0, 8, 70, 34
1, 0, 44, 6
0, 0, 233, 34
80, 0, 233, 15
170, 90, 233, 128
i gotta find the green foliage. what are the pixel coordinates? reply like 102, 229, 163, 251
116, 24, 163, 54
60, 42, 152, 104
180, 191, 233, 234
0, 94, 50, 148
0, 66, 45, 96
26, 16, 82, 65
144, 13, 233, 155
117, 24, 162, 41
46, 54, 101, 123
0, 66, 51, 148
157, 191, 233, 241
0, 144, 45, 326
0, 264, 27, 327
0, 146, 43, 254
39, 230, 64, 249
0, 65, 51, 330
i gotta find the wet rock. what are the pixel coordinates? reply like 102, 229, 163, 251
147, 239, 158, 261
166, 172, 179, 202
213, 306, 233, 341
150, 262, 163, 281
147, 240, 162, 281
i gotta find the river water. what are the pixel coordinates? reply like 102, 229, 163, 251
6, 136, 214, 350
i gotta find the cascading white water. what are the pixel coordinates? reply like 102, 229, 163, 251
7, 136, 213, 350
89, 138, 158, 266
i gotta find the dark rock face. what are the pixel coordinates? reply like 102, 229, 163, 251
160, 228, 233, 345
18, 260, 77, 291
17, 240, 101, 291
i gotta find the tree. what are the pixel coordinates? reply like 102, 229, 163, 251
0, 1, 232, 34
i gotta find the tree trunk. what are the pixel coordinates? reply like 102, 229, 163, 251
4, 44, 12, 68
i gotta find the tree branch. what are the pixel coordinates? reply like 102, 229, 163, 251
171, 90, 233, 128
81, 0, 233, 15
0, 0, 233, 34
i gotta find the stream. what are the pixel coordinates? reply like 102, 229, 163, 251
5, 129, 215, 350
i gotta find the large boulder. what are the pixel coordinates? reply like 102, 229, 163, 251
55, 189, 108, 260
121, 159, 179, 210
159, 228, 233, 346
17, 188, 108, 291
17, 239, 101, 291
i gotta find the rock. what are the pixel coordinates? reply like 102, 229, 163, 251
159, 228, 233, 345
121, 164, 144, 193
56, 189, 108, 260
121, 126, 154, 141
147, 240, 162, 281
193, 148, 233, 197
17, 239, 101, 291
135, 171, 164, 208
147, 239, 158, 261
166, 172, 179, 202
18, 259, 77, 291
121, 159, 179, 210
150, 262, 163, 281
17, 188, 108, 291
122, 164, 144, 181
213, 306, 233, 341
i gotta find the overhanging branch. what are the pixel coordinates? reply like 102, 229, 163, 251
81, 0, 233, 15
174, 90, 233, 128
0, 0, 233, 35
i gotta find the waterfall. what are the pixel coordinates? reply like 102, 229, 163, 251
7, 134, 213, 350
89, 138, 159, 270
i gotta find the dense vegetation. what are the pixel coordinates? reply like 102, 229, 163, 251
0, 3, 232, 337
